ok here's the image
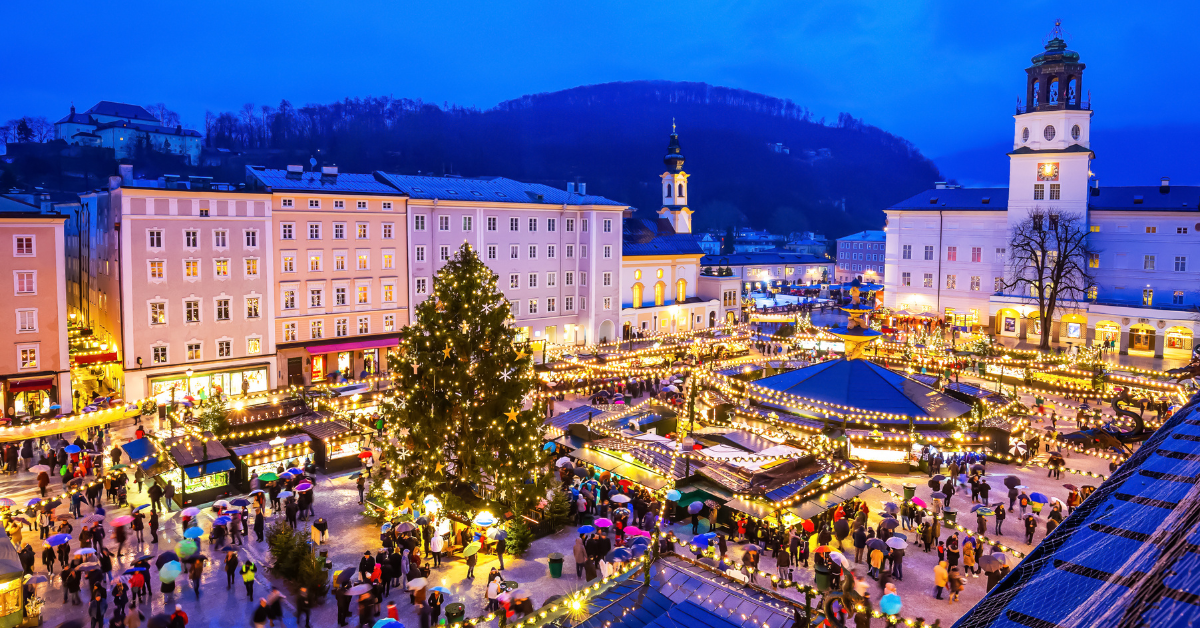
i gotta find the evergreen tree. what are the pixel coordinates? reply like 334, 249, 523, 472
546, 487, 574, 532
374, 243, 544, 512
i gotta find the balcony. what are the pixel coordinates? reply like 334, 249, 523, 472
1015, 100, 1091, 115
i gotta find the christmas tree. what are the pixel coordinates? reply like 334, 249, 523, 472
373, 243, 545, 513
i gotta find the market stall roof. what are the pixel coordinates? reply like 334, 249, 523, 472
162, 431, 231, 466
545, 404, 605, 432
726, 444, 807, 472
183, 458, 236, 478
569, 447, 675, 490
0, 530, 22, 576
954, 394, 1200, 628
586, 437, 694, 481
287, 415, 359, 440
696, 444, 752, 460
706, 429, 782, 453
229, 433, 312, 458
754, 358, 972, 422
121, 437, 156, 462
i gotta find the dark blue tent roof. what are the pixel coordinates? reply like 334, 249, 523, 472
754, 359, 971, 421
121, 438, 155, 461
646, 601, 742, 628
182, 458, 236, 478
545, 404, 604, 431
954, 393, 1200, 628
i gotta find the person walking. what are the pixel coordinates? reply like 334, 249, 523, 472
775, 545, 791, 581
162, 482, 175, 511
573, 537, 588, 579
356, 476, 366, 505
224, 551, 239, 590
852, 526, 867, 563
88, 592, 107, 628
254, 510, 265, 542
995, 506, 1006, 535
241, 560, 257, 597
296, 587, 313, 628
495, 536, 507, 570
465, 550, 477, 580
148, 511, 159, 545
1024, 515, 1037, 545
252, 598, 269, 628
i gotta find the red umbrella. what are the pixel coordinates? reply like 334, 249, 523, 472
358, 451, 373, 459
617, 479, 632, 488
802, 519, 814, 533
815, 545, 832, 553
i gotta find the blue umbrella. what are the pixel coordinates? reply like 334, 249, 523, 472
134, 504, 151, 512
286, 468, 303, 475
64, 445, 81, 454
230, 499, 251, 507
577, 525, 595, 534
183, 527, 204, 539
605, 548, 632, 562
373, 620, 403, 628
542, 442, 556, 451
25, 498, 41, 507
279, 471, 296, 478
123, 567, 148, 575
46, 534, 71, 547
213, 516, 232, 526
1029, 493, 1050, 504
429, 586, 452, 594
665, 489, 681, 501
687, 501, 703, 515
629, 544, 648, 557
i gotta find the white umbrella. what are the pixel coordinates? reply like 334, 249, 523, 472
556, 457, 572, 468
664, 385, 680, 393
407, 577, 428, 590
886, 537, 907, 550
828, 551, 852, 569
610, 494, 631, 504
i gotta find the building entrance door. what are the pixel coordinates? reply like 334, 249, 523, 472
287, 358, 304, 386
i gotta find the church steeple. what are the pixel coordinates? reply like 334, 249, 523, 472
658, 121, 692, 233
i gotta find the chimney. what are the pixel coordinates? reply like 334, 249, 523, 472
934, 181, 948, 189
321, 166, 338, 176
286, 164, 303, 180
286, 165, 303, 174
579, 182, 586, 195
1091, 179, 1100, 196
566, 182, 575, 193
118, 164, 133, 183
1160, 177, 1170, 193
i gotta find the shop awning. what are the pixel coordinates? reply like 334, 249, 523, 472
304, 337, 398, 354
568, 447, 671, 490
183, 458, 236, 478
121, 438, 156, 462
7, 377, 54, 393
72, 351, 119, 366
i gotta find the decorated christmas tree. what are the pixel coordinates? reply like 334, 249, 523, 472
372, 243, 545, 514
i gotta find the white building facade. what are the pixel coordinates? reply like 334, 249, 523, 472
884, 26, 1199, 359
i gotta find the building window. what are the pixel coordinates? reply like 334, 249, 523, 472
383, 283, 395, 302
382, 252, 394, 269
357, 286, 369, 304
487, 245, 496, 260
336, 318, 348, 337
148, 230, 162, 249
183, 260, 198, 279
581, 245, 587, 258
184, 230, 198, 248
547, 272, 556, 287
308, 199, 320, 209
565, 272, 574, 286
923, 273, 933, 288
1144, 255, 1156, 270
185, 300, 200, 323
995, 277, 1004, 292
487, 217, 497, 231
12, 236, 33, 257
333, 223, 346, 240
945, 275, 956, 289
214, 259, 230, 277
244, 230, 257, 248
528, 299, 538, 314
1049, 184, 1061, 200
582, 219, 588, 232
547, 218, 556, 232
510, 274, 520, 289
382, 223, 394, 239
357, 253, 369, 270
1146, 226, 1158, 234
901, 272, 911, 287
581, 272, 587, 286
946, 246, 956, 262
309, 254, 322, 272
147, 262, 164, 281
415, 246, 425, 262
603, 245, 612, 258
217, 340, 231, 358
310, 289, 323, 307
1173, 291, 1185, 305
565, 296, 574, 311
335, 287, 346, 305
214, 230, 227, 248
604, 297, 612, 310
1089, 253, 1099, 268
566, 219, 575, 232
510, 245, 519, 260
924, 245, 934, 261
282, 255, 295, 273
281, 223, 294, 240
528, 273, 538, 288
971, 247, 981, 263
187, 343, 201, 361
384, 315, 395, 332
414, 215, 426, 231
1033, 184, 1045, 200
547, 297, 556, 312
281, 198, 294, 208
149, 302, 166, 325
415, 278, 427, 294
528, 218, 538, 232
1175, 256, 1187, 272
283, 322, 297, 342
310, 320, 323, 339
440, 246, 449, 261
439, 216, 450, 231
245, 258, 259, 277
247, 337, 261, 354
283, 290, 296, 310
565, 245, 574, 258
358, 317, 370, 334
16, 309, 37, 332
970, 276, 980, 291
1143, 288, 1154, 306
152, 346, 167, 364
1178, 227, 1189, 234
603, 219, 612, 233
246, 297, 260, 318
356, 200, 368, 210
216, 299, 230, 321
510, 218, 520, 231
603, 272, 612, 287
547, 245, 556, 259
308, 222, 321, 239
462, 216, 473, 231
901, 244, 911, 260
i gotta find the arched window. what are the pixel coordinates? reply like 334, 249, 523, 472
654, 282, 666, 307
677, 183, 684, 198
1067, 77, 1078, 105
632, 283, 644, 309
1048, 77, 1060, 104
1032, 79, 1040, 107
665, 183, 672, 198
676, 278, 687, 302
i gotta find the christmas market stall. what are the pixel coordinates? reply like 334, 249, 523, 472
157, 430, 235, 506
229, 433, 314, 489
0, 530, 23, 628
569, 435, 695, 491
288, 414, 368, 472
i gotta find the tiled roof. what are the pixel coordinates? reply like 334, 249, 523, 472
700, 251, 829, 265
1089, 185, 1200, 211
623, 217, 705, 256
888, 187, 1009, 211
55, 112, 93, 125
837, 230, 885, 242
378, 173, 626, 206
84, 101, 159, 122
246, 167, 401, 194
544, 404, 605, 431
93, 119, 201, 137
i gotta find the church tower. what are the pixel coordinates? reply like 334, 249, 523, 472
1007, 20, 1094, 228
657, 122, 693, 234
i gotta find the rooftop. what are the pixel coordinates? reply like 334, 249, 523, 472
378, 173, 626, 206
623, 218, 705, 256
700, 251, 829, 266
889, 184, 1200, 213
837, 230, 886, 242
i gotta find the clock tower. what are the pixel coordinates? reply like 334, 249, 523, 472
658, 122, 693, 234
1007, 21, 1094, 228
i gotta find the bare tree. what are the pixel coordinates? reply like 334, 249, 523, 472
1002, 207, 1097, 350
146, 103, 181, 127
29, 116, 53, 142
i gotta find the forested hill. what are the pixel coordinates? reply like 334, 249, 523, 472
7, 81, 943, 234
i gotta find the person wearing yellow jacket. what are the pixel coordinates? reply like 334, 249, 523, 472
241, 560, 257, 598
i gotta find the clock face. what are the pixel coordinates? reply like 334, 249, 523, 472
1037, 162, 1060, 181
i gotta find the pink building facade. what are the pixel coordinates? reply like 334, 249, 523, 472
115, 180, 276, 403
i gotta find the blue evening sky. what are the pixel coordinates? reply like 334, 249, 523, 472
4, 1, 1197, 183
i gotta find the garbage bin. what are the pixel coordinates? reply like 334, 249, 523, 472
903, 484, 916, 501
813, 563, 831, 592
548, 553, 564, 578
943, 508, 958, 524
446, 603, 466, 624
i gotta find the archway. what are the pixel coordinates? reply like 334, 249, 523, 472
709, 311, 717, 327
622, 321, 632, 340
1165, 326, 1194, 357
1060, 312, 1088, 342
653, 282, 666, 307
726, 311, 738, 324
996, 308, 1020, 337
598, 320, 615, 345
632, 283, 644, 309
1095, 321, 1120, 348
675, 278, 687, 303
1129, 323, 1155, 354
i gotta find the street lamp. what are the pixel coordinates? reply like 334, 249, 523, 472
185, 368, 194, 396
